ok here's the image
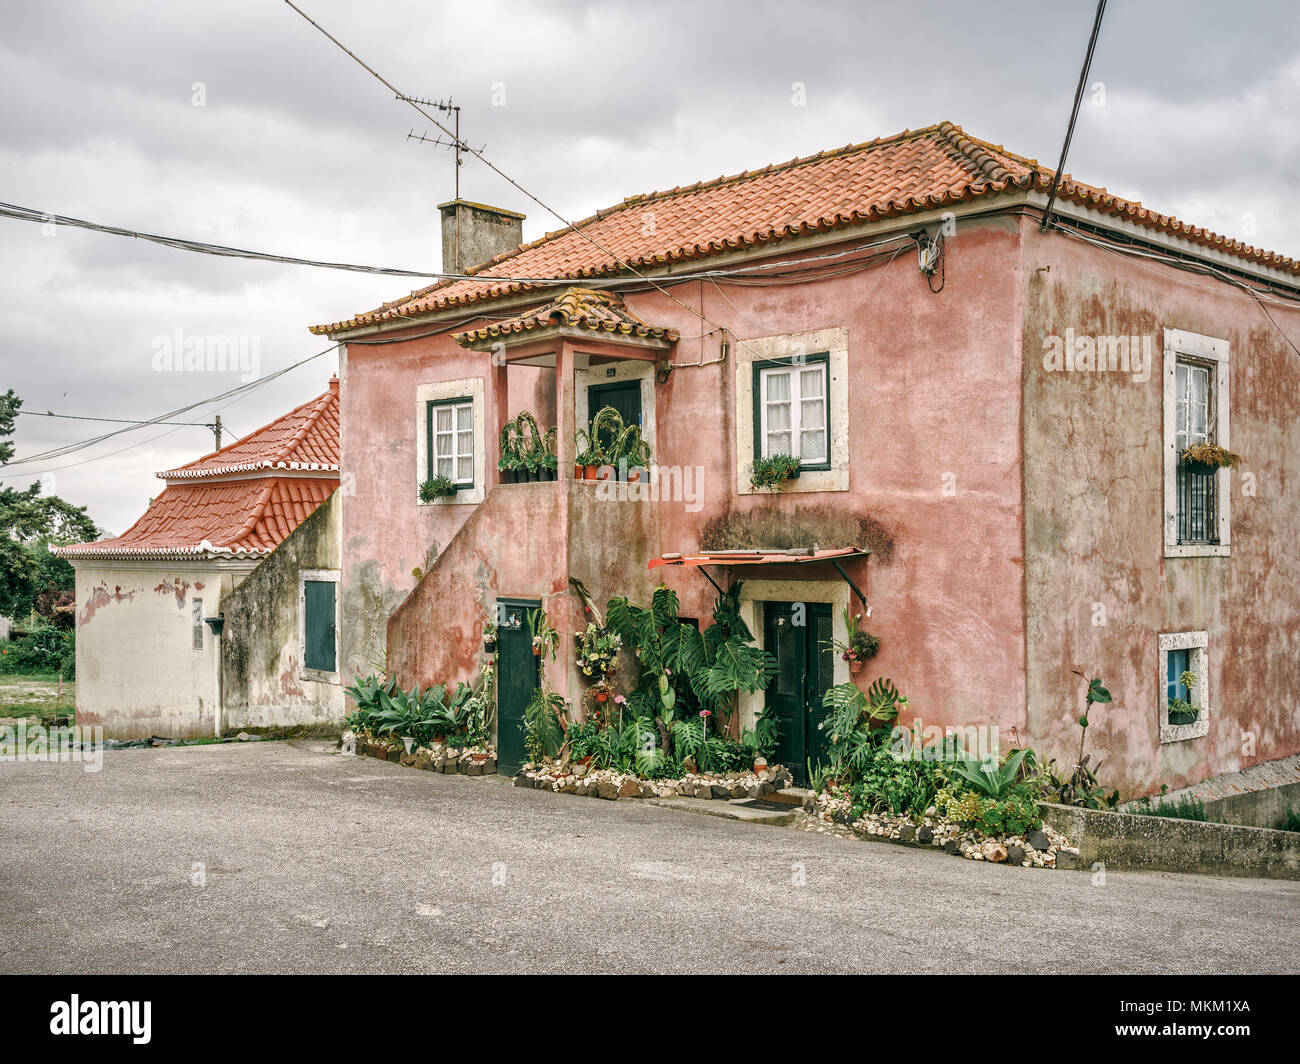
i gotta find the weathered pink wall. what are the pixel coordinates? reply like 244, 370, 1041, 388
1020, 219, 1300, 797
351, 215, 1031, 747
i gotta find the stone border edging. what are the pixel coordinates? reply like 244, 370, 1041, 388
1039, 801, 1300, 880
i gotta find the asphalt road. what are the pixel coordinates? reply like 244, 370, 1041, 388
3, 740, 1298, 974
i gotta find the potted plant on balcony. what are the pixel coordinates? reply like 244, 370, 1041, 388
749, 453, 801, 491
590, 405, 623, 482
419, 474, 457, 502
1180, 442, 1242, 476
539, 428, 558, 482
498, 419, 521, 483
613, 423, 652, 483
574, 429, 595, 480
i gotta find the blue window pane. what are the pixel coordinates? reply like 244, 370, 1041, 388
1166, 648, 1190, 702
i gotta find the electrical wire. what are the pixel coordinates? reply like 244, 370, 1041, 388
1041, 0, 1108, 232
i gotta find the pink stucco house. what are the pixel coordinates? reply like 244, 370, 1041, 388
311, 122, 1300, 794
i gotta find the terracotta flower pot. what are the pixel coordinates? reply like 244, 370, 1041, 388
595, 692, 608, 703
849, 660, 864, 675
574, 464, 584, 480
585, 464, 598, 480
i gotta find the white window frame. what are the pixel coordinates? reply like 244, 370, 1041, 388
735, 327, 850, 496
1157, 630, 1209, 743
299, 568, 341, 683
1162, 328, 1230, 557
758, 360, 829, 465
415, 377, 486, 506
429, 397, 475, 487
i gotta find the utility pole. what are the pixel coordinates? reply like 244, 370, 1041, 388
213, 414, 222, 450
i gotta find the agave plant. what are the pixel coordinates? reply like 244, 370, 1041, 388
947, 747, 1030, 799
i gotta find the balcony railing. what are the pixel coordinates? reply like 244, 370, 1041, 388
1176, 463, 1218, 545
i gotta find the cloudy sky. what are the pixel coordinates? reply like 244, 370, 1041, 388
2, 0, 1297, 535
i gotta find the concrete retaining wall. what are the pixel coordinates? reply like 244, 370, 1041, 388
1040, 802, 1300, 880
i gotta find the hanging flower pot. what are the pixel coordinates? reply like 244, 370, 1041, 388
484, 638, 496, 654
595, 691, 609, 704
849, 660, 864, 675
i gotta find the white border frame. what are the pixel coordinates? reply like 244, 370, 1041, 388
416, 377, 486, 506
299, 568, 341, 683
1157, 629, 1209, 743
1162, 328, 1230, 557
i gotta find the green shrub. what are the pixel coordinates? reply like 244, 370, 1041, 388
0, 623, 74, 676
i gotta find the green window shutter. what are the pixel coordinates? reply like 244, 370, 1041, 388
304, 579, 336, 672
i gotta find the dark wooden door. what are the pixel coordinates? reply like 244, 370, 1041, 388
588, 380, 642, 458
763, 601, 832, 785
495, 598, 539, 775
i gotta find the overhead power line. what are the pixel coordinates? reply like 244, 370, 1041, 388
281, 0, 762, 359
1041, 0, 1108, 232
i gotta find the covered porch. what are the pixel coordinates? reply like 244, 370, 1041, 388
453, 287, 678, 484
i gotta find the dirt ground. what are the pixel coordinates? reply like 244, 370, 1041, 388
0, 677, 75, 722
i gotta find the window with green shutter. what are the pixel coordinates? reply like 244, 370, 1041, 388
427, 397, 475, 487
752, 353, 831, 469
303, 579, 337, 673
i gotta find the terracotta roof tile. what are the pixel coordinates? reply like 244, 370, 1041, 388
58, 383, 341, 560
452, 287, 678, 347
57, 477, 338, 559
311, 121, 1298, 335
159, 379, 339, 479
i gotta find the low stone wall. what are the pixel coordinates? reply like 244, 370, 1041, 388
514, 762, 794, 801
347, 732, 497, 776
1039, 802, 1300, 880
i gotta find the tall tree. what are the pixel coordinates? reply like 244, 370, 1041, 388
0, 390, 99, 618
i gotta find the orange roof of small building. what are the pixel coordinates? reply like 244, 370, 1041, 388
312, 121, 1299, 335
159, 377, 339, 479
452, 287, 679, 348
58, 477, 338, 558
58, 382, 340, 560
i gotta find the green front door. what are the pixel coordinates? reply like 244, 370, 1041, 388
495, 598, 540, 776
763, 602, 832, 785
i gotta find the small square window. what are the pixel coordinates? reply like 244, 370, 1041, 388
192, 598, 204, 651
1157, 631, 1209, 743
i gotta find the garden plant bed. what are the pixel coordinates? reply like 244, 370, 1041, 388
345, 730, 497, 776
513, 760, 794, 801
806, 789, 1082, 869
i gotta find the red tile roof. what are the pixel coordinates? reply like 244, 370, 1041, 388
311, 121, 1299, 335
452, 287, 679, 348
159, 378, 339, 479
58, 383, 340, 560
57, 477, 338, 558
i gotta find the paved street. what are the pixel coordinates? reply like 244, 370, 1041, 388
3, 740, 1298, 974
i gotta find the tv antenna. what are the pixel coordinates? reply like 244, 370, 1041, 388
399, 96, 485, 202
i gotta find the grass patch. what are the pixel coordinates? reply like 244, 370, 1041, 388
1128, 793, 1209, 821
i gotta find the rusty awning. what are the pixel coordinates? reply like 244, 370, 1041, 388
648, 547, 870, 606
647, 547, 867, 569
